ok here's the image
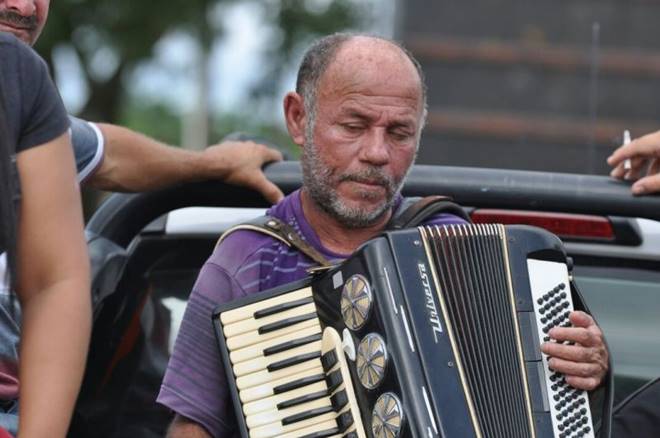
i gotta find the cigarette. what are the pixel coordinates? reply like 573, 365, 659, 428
623, 130, 632, 171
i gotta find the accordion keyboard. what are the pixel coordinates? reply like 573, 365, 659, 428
528, 260, 595, 438
219, 287, 366, 438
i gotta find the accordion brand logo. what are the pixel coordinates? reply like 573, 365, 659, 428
418, 262, 443, 343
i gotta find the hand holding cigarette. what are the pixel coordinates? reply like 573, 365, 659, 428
608, 129, 660, 195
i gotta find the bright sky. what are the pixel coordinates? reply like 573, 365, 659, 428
54, 0, 396, 122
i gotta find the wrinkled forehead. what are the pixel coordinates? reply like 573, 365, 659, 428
317, 38, 424, 111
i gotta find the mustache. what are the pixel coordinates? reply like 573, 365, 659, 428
339, 168, 394, 189
0, 10, 37, 30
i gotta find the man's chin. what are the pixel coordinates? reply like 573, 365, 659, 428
334, 199, 392, 227
0, 24, 34, 45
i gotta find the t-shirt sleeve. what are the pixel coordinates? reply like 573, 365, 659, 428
68, 116, 104, 182
423, 212, 469, 226
14, 39, 69, 152
157, 260, 243, 437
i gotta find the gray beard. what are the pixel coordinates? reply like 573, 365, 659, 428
301, 137, 404, 229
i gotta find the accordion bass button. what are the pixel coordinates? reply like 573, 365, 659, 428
371, 393, 404, 438
356, 333, 388, 390
340, 274, 373, 331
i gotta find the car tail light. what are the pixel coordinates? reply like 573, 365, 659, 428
470, 209, 615, 241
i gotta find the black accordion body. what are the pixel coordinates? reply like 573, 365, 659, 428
213, 224, 595, 438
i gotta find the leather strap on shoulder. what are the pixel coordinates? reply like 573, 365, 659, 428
388, 195, 471, 230
217, 216, 332, 267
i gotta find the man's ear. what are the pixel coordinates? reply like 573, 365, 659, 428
283, 92, 306, 147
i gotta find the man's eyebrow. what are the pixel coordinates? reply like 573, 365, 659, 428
339, 109, 371, 121
389, 119, 416, 129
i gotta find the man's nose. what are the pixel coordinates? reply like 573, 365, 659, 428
360, 129, 390, 165
4, 0, 36, 16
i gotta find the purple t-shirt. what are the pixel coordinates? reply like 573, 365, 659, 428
157, 189, 466, 437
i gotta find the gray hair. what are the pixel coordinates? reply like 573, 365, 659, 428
295, 32, 428, 138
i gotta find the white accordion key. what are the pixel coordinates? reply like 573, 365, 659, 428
528, 259, 595, 438
226, 316, 318, 351
320, 328, 366, 438
223, 302, 317, 339
239, 365, 325, 404
242, 380, 328, 416
236, 357, 321, 391
221, 287, 313, 325
233, 341, 323, 377
246, 397, 332, 428
277, 420, 340, 438
229, 324, 322, 363
248, 410, 337, 438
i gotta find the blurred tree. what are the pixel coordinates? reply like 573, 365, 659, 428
38, 0, 214, 122
37, 0, 360, 128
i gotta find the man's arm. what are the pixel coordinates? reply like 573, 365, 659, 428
15, 133, 91, 437
166, 414, 212, 438
86, 123, 284, 202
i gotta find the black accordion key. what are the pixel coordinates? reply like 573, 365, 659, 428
253, 296, 314, 319
273, 373, 325, 395
276, 389, 329, 410
263, 333, 322, 356
267, 351, 321, 372
281, 405, 335, 426
258, 313, 318, 334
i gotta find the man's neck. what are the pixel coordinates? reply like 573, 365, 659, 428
300, 189, 392, 255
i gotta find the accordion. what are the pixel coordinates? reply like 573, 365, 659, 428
213, 224, 595, 438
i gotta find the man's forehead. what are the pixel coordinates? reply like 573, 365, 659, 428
335, 96, 421, 121
317, 37, 423, 102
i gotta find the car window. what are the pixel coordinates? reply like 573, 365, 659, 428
573, 265, 660, 402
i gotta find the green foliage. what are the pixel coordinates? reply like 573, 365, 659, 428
210, 112, 299, 159
117, 101, 299, 159
39, 0, 362, 131
119, 103, 182, 146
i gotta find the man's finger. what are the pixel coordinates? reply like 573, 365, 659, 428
632, 172, 660, 196
258, 145, 284, 165
250, 173, 284, 204
648, 157, 660, 176
564, 375, 602, 391
568, 311, 594, 329
548, 357, 601, 380
624, 156, 650, 180
608, 131, 660, 165
610, 156, 650, 180
541, 342, 597, 363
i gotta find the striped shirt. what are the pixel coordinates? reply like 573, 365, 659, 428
156, 189, 465, 437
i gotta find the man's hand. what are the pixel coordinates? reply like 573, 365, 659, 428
608, 130, 660, 195
202, 140, 284, 204
541, 311, 608, 391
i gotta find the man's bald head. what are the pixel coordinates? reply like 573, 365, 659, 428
295, 33, 427, 133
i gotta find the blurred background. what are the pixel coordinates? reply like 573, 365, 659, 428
35, 2, 660, 435
37, 0, 660, 211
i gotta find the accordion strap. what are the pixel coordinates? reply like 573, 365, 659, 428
217, 216, 333, 267
387, 195, 470, 229
217, 195, 468, 268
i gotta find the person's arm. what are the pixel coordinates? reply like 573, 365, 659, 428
608, 130, 660, 195
86, 123, 284, 202
166, 414, 212, 438
15, 132, 91, 437
541, 311, 608, 391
